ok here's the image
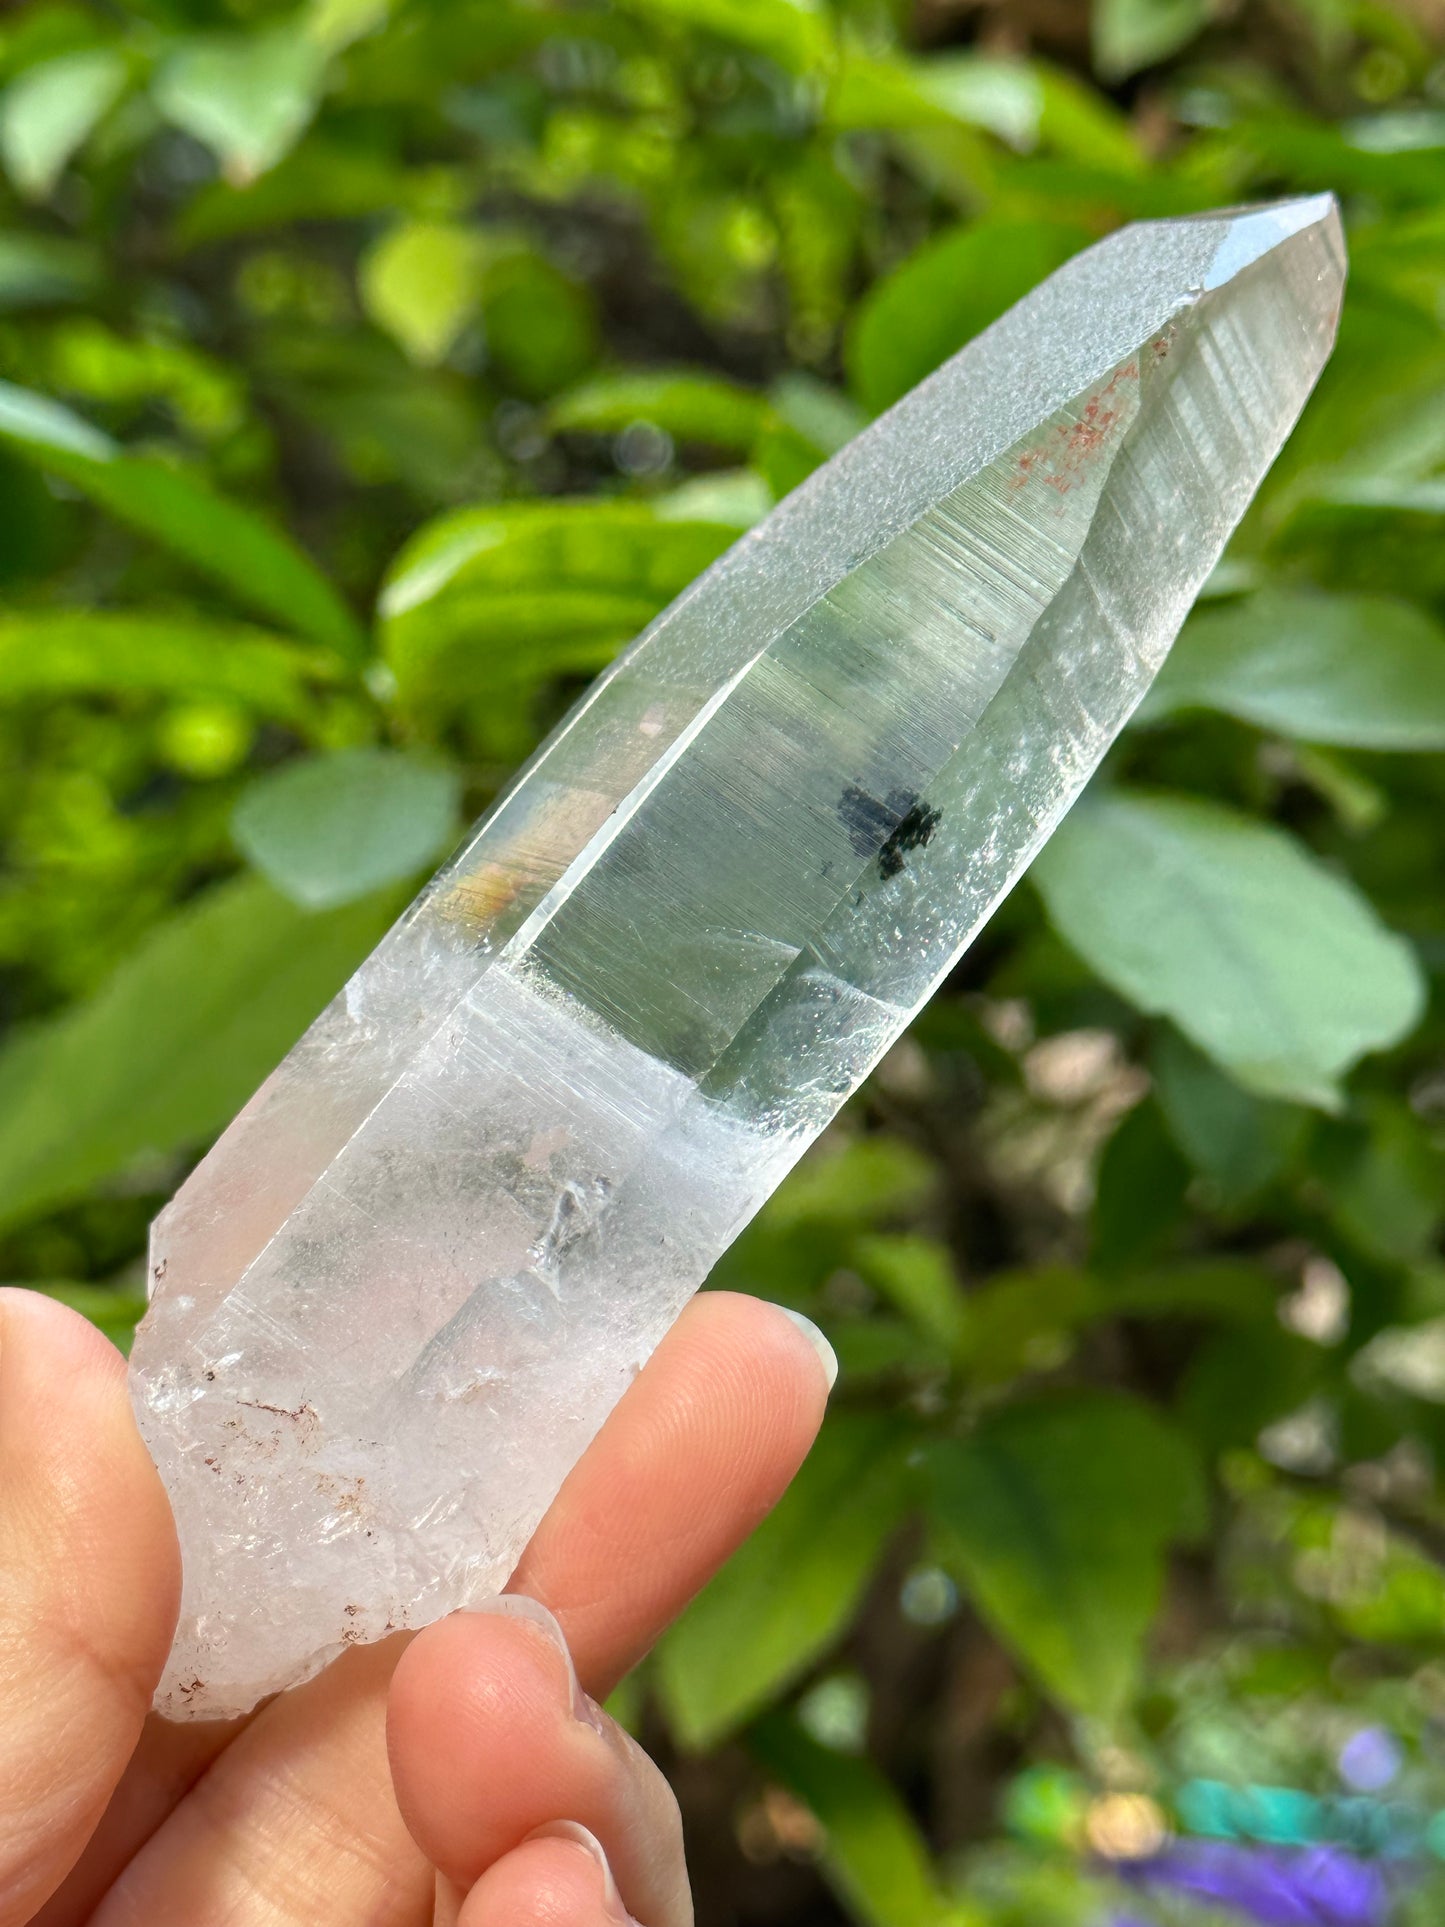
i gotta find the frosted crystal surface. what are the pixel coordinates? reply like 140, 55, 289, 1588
131, 198, 1345, 1719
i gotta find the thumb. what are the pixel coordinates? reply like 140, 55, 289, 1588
0, 1289, 179, 1926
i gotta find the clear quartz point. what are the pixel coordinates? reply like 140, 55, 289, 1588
132, 197, 1345, 1719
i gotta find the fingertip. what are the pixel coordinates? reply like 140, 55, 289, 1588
388, 1609, 581, 1876
523, 1824, 634, 1923
690, 1288, 833, 1414
766, 1303, 839, 1394
0, 1283, 126, 1378
457, 1832, 632, 1927
389, 1607, 688, 1921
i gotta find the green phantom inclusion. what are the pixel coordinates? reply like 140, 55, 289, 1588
131, 197, 1345, 1721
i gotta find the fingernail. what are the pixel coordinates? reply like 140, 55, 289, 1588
469, 1594, 605, 1732
526, 1820, 635, 1924
775, 1305, 838, 1391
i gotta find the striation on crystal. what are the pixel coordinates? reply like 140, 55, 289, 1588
131, 197, 1346, 1719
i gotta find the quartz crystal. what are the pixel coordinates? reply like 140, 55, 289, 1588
132, 197, 1345, 1720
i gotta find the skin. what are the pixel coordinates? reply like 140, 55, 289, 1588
0, 1286, 831, 1927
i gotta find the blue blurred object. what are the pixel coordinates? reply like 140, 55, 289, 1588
1175, 1776, 1425, 1857
1117, 1840, 1393, 1925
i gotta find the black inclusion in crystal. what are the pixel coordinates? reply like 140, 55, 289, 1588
837, 783, 943, 879
879, 798, 941, 877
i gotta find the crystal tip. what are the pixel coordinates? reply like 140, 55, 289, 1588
1203, 193, 1344, 292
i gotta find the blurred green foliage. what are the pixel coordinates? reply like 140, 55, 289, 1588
0, 0, 1443, 1919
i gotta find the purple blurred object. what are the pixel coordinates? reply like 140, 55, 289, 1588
1338, 1729, 1403, 1795
1117, 1840, 1392, 1925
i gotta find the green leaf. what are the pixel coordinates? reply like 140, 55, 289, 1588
232, 747, 460, 909
0, 379, 111, 458
909, 54, 1043, 145
1140, 591, 1445, 749
927, 1392, 1204, 1718
379, 502, 700, 618
1269, 479, 1445, 601
827, 48, 1141, 172
0, 232, 101, 309
770, 373, 866, 457
479, 250, 598, 399
175, 136, 414, 248
752, 418, 828, 500
1032, 789, 1425, 1109
1152, 1025, 1307, 1206
1229, 111, 1445, 208
751, 373, 867, 498
0, 448, 65, 584
846, 220, 1089, 416
378, 501, 734, 708
0, 381, 364, 658
1091, 1097, 1190, 1267
1327, 1518, 1445, 1647
613, 0, 832, 73
268, 331, 487, 502
0, 46, 127, 200
1032, 60, 1146, 172
751, 1713, 979, 1927
152, 23, 327, 185
0, 612, 328, 721
830, 50, 1040, 143
955, 1266, 1096, 1388
0, 875, 403, 1235
764, 1135, 935, 1232
307, 0, 394, 56
1099, 1259, 1282, 1324
1092, 0, 1212, 81
853, 1235, 968, 1355
393, 589, 659, 702
956, 1261, 1279, 1388
655, 469, 773, 529
1179, 1323, 1324, 1454
829, 1317, 951, 1385
550, 370, 771, 451
1318, 1099, 1445, 1265
657, 1412, 915, 1748
359, 218, 486, 367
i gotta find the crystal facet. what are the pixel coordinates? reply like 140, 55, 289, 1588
131, 198, 1345, 1719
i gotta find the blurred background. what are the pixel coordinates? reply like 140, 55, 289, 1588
0, 0, 1443, 1920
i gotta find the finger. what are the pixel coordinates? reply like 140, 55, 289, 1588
33, 1714, 245, 1927
0, 1290, 181, 1927
458, 1827, 637, 1927
91, 1637, 432, 1927
108, 1291, 826, 1924
508, 1291, 834, 1694
389, 1293, 830, 1901
390, 1604, 689, 1924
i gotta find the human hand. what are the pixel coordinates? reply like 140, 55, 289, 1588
0, 1285, 833, 1925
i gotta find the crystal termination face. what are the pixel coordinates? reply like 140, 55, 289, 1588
131, 199, 1345, 1719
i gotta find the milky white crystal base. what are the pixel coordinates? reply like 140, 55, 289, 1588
132, 198, 1345, 1719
